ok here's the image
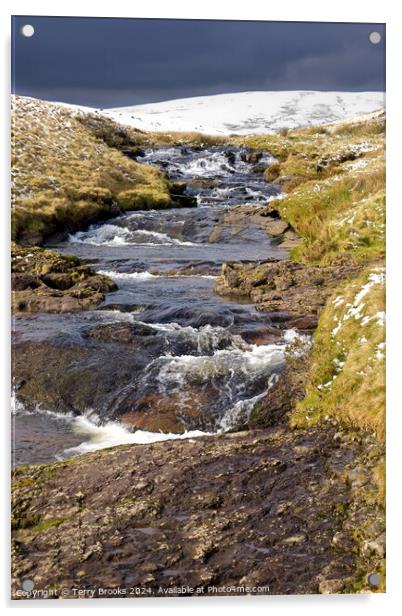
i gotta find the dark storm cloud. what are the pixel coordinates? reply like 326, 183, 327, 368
12, 17, 385, 107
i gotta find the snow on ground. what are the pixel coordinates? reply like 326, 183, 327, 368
102, 91, 385, 135
331, 271, 385, 337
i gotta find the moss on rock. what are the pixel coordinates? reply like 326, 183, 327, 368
11, 243, 117, 313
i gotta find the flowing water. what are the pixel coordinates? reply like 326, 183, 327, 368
12, 146, 294, 466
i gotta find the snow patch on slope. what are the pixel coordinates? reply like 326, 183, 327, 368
103, 90, 385, 135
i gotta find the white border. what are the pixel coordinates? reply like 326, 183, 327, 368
1, 1, 401, 614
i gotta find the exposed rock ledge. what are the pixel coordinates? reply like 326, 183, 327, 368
11, 244, 117, 313
208, 204, 300, 249
215, 259, 363, 330
12, 424, 384, 597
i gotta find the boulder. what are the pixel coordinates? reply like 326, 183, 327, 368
241, 150, 263, 164
265, 219, 289, 237
223, 150, 236, 166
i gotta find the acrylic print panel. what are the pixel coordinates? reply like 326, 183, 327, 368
11, 16, 385, 599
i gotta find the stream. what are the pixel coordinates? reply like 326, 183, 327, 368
12, 145, 295, 466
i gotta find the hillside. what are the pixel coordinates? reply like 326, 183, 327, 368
104, 90, 385, 135
11, 96, 174, 246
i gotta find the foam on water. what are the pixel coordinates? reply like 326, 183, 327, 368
149, 342, 286, 393
65, 414, 209, 455
179, 152, 235, 177
146, 321, 248, 353
11, 327, 307, 462
98, 269, 159, 281
69, 224, 131, 246
98, 270, 216, 281
136, 145, 280, 206
69, 225, 197, 247
12, 396, 209, 459
129, 230, 197, 246
218, 372, 279, 431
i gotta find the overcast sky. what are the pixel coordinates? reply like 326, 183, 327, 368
12, 17, 385, 108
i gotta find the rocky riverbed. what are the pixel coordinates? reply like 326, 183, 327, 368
12, 145, 292, 458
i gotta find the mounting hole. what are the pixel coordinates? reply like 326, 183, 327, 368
21, 24, 35, 38
367, 573, 381, 587
369, 31, 381, 45
22, 579, 34, 592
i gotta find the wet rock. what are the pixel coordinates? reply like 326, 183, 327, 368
11, 273, 41, 291
83, 322, 157, 344
212, 204, 298, 249
169, 180, 197, 207
223, 150, 236, 166
157, 262, 219, 278
284, 314, 318, 331
118, 390, 212, 433
187, 177, 221, 190
12, 338, 151, 419
12, 319, 251, 432
169, 181, 187, 195
208, 226, 224, 243
239, 325, 282, 345
241, 150, 263, 164
170, 193, 197, 208
248, 349, 309, 429
40, 272, 76, 290
121, 146, 146, 160
248, 374, 291, 428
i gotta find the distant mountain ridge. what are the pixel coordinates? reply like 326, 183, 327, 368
103, 90, 385, 135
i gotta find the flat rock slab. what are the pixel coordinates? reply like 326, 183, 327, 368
12, 424, 384, 598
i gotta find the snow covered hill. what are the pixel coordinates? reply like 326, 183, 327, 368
103, 91, 385, 135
